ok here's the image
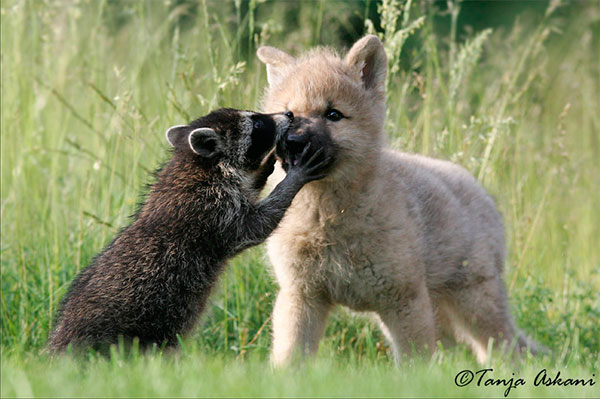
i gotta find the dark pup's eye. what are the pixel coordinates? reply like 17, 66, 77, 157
325, 109, 344, 122
253, 119, 264, 130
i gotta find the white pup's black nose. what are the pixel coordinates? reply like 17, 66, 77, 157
284, 111, 294, 120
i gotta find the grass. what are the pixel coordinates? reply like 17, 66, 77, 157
2, 351, 597, 398
1, 0, 599, 397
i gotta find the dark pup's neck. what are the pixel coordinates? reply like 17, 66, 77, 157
139, 155, 227, 219
127, 154, 246, 258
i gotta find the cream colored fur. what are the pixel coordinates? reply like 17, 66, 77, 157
257, 35, 536, 365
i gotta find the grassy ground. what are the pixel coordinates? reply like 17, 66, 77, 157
1, 0, 599, 397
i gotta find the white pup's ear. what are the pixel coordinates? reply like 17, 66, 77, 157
344, 35, 387, 95
165, 125, 189, 147
257, 46, 295, 87
188, 127, 221, 159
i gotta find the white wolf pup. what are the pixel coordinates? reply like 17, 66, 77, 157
257, 35, 538, 365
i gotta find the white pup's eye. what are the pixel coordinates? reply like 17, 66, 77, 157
325, 109, 344, 122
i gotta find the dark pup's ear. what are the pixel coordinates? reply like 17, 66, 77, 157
188, 128, 221, 159
344, 35, 387, 96
165, 125, 189, 148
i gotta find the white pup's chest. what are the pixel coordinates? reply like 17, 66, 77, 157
269, 219, 395, 311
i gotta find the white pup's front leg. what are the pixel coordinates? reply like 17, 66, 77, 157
375, 279, 437, 362
271, 287, 331, 366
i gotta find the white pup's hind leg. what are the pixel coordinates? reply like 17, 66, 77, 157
440, 276, 525, 364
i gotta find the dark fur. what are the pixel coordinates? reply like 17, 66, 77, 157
48, 108, 329, 352
276, 117, 338, 173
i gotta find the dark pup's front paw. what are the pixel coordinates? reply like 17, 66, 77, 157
287, 142, 333, 184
